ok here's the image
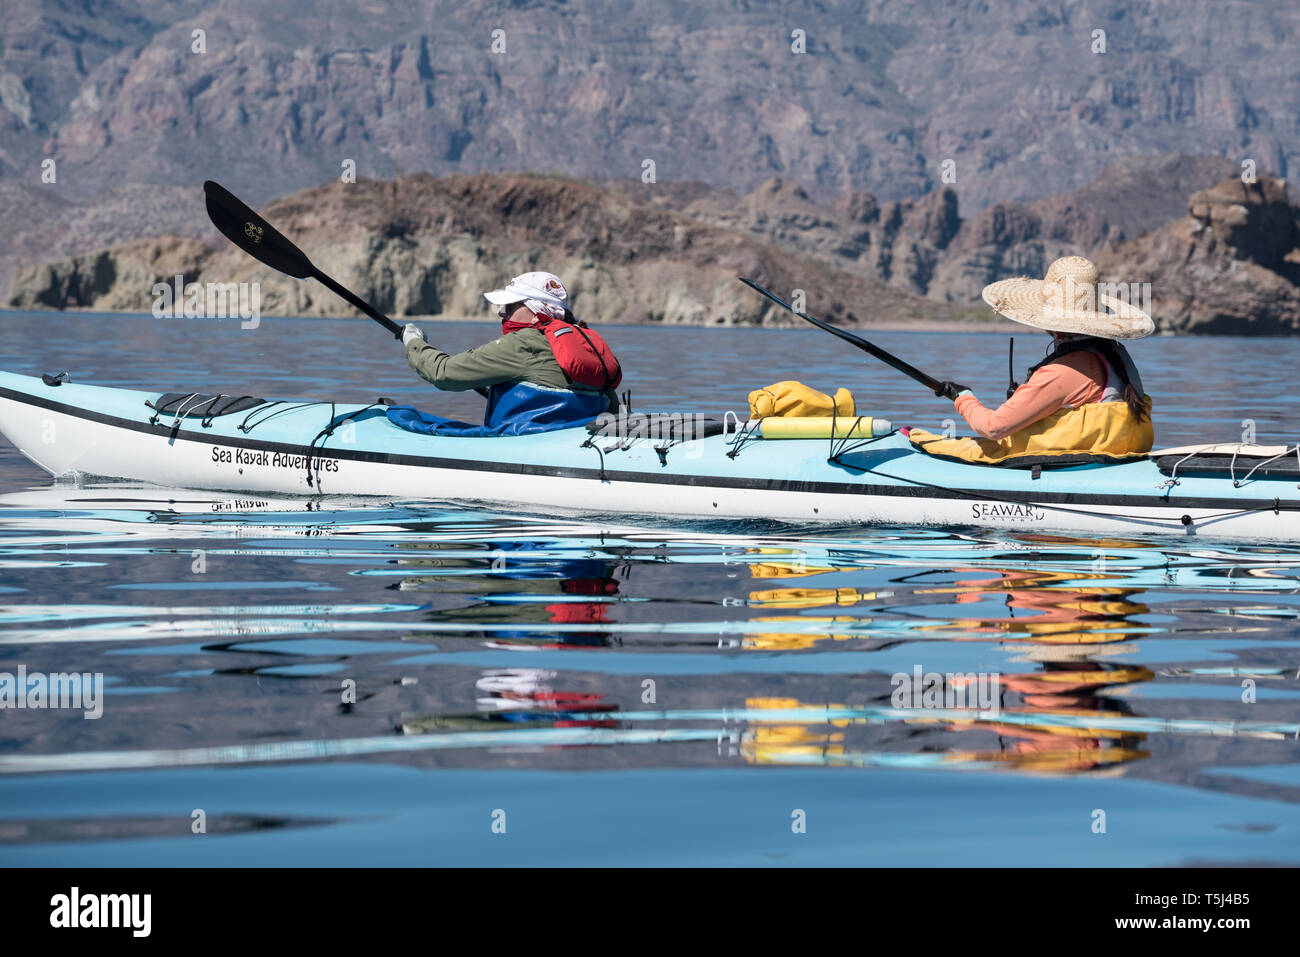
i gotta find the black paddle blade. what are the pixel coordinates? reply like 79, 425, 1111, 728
203, 180, 315, 279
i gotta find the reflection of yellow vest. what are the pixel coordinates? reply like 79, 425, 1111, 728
908, 399, 1154, 467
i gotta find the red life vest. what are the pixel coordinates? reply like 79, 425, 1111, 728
542, 319, 623, 392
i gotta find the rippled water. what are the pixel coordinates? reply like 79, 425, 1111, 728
1, 310, 1299, 866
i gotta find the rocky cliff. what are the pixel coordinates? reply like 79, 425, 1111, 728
5, 174, 981, 328
1097, 177, 1300, 335
602, 153, 1255, 312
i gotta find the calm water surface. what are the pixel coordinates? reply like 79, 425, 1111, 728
1, 310, 1299, 866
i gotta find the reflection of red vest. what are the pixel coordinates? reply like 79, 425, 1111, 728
543, 320, 623, 392
546, 602, 611, 624
547, 577, 618, 625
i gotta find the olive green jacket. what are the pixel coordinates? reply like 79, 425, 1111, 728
405, 327, 618, 408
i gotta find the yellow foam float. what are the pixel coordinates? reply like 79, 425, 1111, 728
756, 416, 893, 439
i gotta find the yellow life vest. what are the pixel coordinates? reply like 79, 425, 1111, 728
907, 397, 1154, 467
748, 381, 855, 419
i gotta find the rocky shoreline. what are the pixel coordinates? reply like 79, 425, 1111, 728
6, 163, 1300, 334
4, 173, 983, 329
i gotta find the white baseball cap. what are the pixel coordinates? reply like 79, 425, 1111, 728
483, 271, 573, 321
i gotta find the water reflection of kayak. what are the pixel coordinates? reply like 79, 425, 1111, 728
3, 371, 1299, 541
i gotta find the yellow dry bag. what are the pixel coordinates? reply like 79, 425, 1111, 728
748, 381, 855, 419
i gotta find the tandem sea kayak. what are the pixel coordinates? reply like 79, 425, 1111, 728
1, 369, 1298, 541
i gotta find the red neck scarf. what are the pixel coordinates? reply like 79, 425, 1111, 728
502, 317, 547, 335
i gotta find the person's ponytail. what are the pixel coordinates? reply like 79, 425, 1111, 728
1123, 384, 1149, 421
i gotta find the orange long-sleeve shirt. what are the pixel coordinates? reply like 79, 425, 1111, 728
954, 351, 1107, 440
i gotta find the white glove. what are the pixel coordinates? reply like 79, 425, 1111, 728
402, 323, 425, 347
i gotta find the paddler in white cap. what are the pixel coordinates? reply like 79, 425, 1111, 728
399, 271, 622, 434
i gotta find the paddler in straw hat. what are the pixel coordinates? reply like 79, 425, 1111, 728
921, 256, 1155, 465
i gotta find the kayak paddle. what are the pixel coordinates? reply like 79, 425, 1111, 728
203, 180, 404, 340
739, 277, 948, 395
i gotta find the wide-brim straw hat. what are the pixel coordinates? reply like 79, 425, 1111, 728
981, 256, 1154, 339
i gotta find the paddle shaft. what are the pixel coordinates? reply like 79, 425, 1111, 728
738, 278, 946, 393
312, 269, 403, 339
